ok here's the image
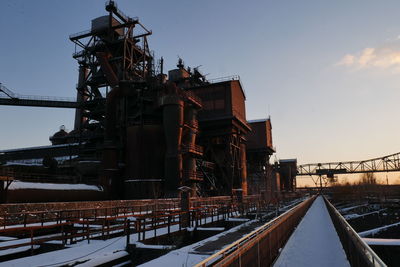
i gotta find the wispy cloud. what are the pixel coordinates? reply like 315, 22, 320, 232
336, 44, 400, 73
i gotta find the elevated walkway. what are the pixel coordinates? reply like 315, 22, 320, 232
274, 196, 349, 267
196, 195, 386, 267
0, 83, 79, 108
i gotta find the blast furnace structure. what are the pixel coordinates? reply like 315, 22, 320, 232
0, 1, 286, 203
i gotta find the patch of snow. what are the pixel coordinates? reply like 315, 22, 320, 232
113, 260, 132, 267
5, 155, 78, 166
344, 209, 386, 220
196, 227, 225, 231
8, 181, 103, 191
338, 204, 368, 213
358, 222, 400, 237
274, 196, 350, 267
343, 213, 360, 220
226, 218, 249, 222
140, 219, 258, 267
0, 245, 40, 257
363, 238, 400, 246
133, 242, 176, 250
0, 236, 18, 241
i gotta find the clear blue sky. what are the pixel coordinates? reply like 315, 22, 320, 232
1, 1, 400, 184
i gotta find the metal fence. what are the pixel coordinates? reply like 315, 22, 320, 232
0, 196, 262, 255
323, 197, 387, 267
195, 195, 316, 267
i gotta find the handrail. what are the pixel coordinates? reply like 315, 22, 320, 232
208, 75, 240, 84
324, 197, 387, 267
1, 195, 262, 228
0, 83, 17, 98
0, 83, 76, 102
298, 152, 400, 176
0, 199, 253, 253
195, 195, 316, 267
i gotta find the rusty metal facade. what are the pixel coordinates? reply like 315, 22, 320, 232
246, 119, 275, 197
0, 2, 279, 203
187, 80, 251, 197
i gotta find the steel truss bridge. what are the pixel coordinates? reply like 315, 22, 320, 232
297, 152, 400, 177
297, 152, 400, 188
0, 83, 79, 108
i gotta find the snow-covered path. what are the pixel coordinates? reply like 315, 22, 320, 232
274, 196, 350, 267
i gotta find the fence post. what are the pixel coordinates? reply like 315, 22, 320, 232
87, 219, 90, 244
126, 219, 130, 248
142, 219, 146, 240
61, 224, 65, 246
168, 215, 171, 236
30, 229, 34, 255
137, 219, 141, 241
153, 215, 157, 239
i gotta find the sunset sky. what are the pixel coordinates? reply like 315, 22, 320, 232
1, 1, 400, 186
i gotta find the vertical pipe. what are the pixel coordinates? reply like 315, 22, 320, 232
74, 65, 88, 131
0, 181, 4, 203
162, 90, 184, 196
240, 142, 248, 196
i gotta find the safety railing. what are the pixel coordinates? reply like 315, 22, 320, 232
0, 199, 256, 254
0, 83, 17, 98
0, 195, 264, 229
208, 75, 240, 84
195, 195, 316, 267
0, 83, 76, 102
323, 197, 387, 267
208, 75, 246, 98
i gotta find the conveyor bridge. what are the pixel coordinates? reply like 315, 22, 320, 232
0, 83, 79, 108
297, 152, 400, 177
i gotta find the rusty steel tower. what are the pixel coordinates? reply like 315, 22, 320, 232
69, 1, 203, 203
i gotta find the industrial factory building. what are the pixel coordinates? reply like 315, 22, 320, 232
0, 1, 296, 203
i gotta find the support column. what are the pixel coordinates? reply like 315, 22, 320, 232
240, 142, 248, 196
74, 65, 89, 131
0, 180, 4, 203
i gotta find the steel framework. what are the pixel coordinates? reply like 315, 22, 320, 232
297, 152, 400, 177
0, 83, 79, 108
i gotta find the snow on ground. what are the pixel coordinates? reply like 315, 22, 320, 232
0, 245, 40, 258
343, 213, 360, 220
0, 233, 68, 257
358, 222, 400, 237
7, 181, 102, 191
0, 198, 305, 266
343, 209, 386, 220
196, 227, 225, 231
132, 242, 176, 250
0, 236, 17, 241
139, 219, 258, 267
274, 196, 350, 267
225, 217, 249, 222
363, 238, 400, 246
338, 204, 368, 213
0, 220, 180, 267
0, 213, 249, 267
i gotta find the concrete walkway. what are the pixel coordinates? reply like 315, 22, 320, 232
274, 196, 350, 267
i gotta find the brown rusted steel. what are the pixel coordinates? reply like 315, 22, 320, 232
323, 197, 386, 267
195, 196, 317, 267
0, 195, 263, 254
